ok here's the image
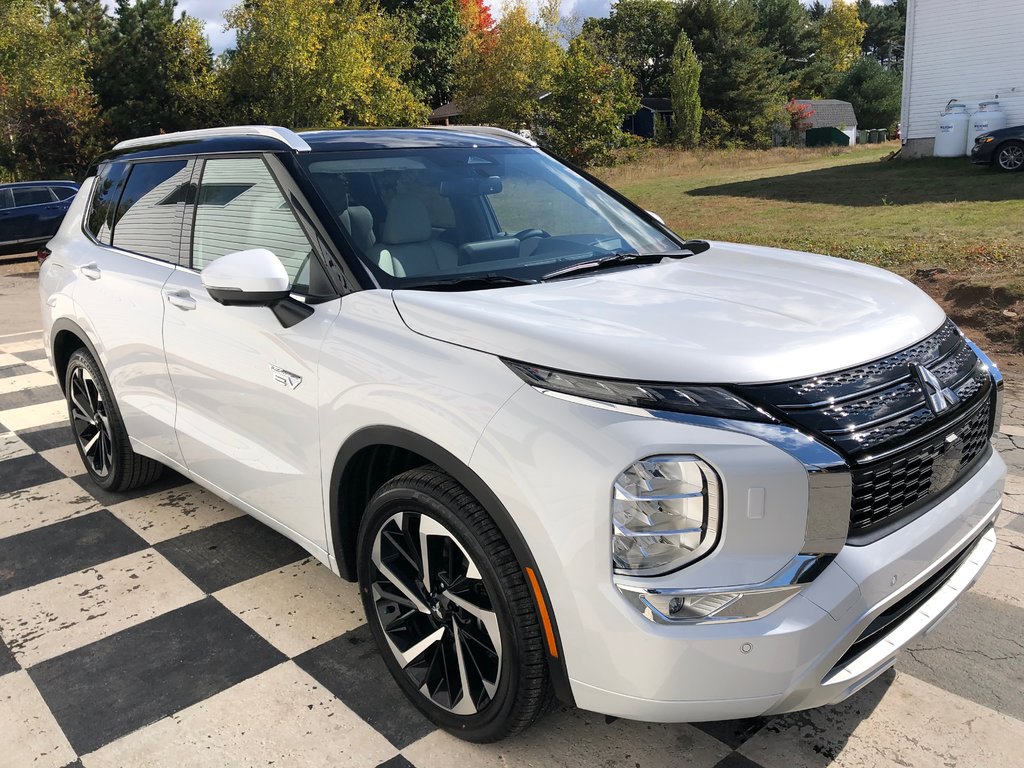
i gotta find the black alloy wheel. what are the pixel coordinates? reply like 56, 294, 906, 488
64, 348, 163, 492
357, 466, 552, 741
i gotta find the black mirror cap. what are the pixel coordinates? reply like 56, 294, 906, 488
206, 286, 291, 306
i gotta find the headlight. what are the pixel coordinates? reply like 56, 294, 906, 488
612, 455, 721, 575
979, 136, 994, 143
504, 360, 772, 422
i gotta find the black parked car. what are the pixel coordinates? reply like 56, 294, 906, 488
0, 180, 80, 254
970, 125, 1024, 172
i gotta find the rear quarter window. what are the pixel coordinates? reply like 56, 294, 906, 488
86, 162, 130, 244
51, 187, 77, 200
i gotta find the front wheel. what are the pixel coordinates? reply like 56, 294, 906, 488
996, 141, 1024, 172
357, 466, 551, 741
65, 348, 163, 492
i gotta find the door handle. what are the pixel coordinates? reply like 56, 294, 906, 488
166, 289, 197, 311
81, 263, 101, 280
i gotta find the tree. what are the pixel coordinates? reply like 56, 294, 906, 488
458, 0, 494, 34
581, 0, 682, 97
0, 0, 100, 180
668, 31, 701, 148
541, 37, 637, 166
751, 0, 815, 74
91, 0, 219, 140
819, 0, 867, 72
379, 0, 464, 108
455, 1, 562, 131
835, 56, 901, 130
221, 0, 426, 128
679, 0, 786, 148
857, 0, 906, 67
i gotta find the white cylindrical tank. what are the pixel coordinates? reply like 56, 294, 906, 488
967, 101, 1007, 149
935, 102, 970, 156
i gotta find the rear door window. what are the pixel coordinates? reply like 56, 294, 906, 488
0, 189, 12, 210
51, 186, 77, 200
12, 187, 55, 207
86, 162, 130, 244
111, 160, 191, 264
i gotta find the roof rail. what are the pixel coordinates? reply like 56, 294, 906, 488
112, 126, 311, 153
425, 125, 538, 147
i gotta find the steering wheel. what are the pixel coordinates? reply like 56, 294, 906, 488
512, 228, 550, 240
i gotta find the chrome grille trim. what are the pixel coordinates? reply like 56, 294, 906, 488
735, 320, 997, 536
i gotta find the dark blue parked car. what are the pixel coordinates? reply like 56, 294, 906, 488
0, 180, 80, 254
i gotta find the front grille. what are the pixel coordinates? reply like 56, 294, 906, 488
736, 319, 995, 535
849, 398, 991, 532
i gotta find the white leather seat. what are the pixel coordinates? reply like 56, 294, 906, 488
370, 196, 457, 277
339, 205, 376, 254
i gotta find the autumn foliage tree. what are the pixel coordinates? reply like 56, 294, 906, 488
0, 0, 100, 180
541, 38, 637, 166
818, 0, 867, 72
221, 0, 426, 128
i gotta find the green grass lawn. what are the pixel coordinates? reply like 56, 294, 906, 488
595, 144, 1024, 282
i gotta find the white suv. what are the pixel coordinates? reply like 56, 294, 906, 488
39, 125, 1005, 741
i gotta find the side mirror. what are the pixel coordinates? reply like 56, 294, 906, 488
201, 249, 290, 307
646, 210, 666, 225
201, 248, 314, 328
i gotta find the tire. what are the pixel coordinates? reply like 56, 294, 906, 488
64, 348, 163, 492
995, 141, 1024, 173
357, 466, 552, 742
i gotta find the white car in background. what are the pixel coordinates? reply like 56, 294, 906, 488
39, 125, 1005, 741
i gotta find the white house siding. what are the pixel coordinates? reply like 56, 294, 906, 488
193, 157, 311, 281
901, 0, 1024, 156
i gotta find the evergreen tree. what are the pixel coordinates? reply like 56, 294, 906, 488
679, 0, 785, 148
668, 31, 701, 148
542, 38, 637, 166
91, 0, 218, 139
857, 0, 906, 67
751, 0, 815, 73
835, 56, 901, 131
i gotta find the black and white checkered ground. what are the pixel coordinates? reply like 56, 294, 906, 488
2, 326, 1024, 768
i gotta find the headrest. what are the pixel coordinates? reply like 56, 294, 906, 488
339, 205, 375, 253
381, 195, 432, 245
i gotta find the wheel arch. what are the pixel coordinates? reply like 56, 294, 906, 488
329, 425, 574, 704
50, 317, 103, 394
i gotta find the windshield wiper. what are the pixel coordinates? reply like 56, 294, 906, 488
541, 244, 706, 281
402, 274, 539, 291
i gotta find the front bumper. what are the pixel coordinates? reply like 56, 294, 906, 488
472, 384, 1005, 722
572, 450, 1004, 723
970, 142, 995, 164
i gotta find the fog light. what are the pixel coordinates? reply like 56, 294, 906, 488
612, 456, 721, 575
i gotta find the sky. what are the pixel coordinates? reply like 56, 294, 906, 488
178, 0, 614, 54
178, 0, 865, 55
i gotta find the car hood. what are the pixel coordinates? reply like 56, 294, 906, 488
391, 242, 945, 384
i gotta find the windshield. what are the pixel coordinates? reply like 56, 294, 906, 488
300, 147, 680, 288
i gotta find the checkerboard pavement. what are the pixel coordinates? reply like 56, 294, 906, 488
2, 326, 1024, 768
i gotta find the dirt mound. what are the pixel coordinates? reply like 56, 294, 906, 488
913, 268, 1024, 375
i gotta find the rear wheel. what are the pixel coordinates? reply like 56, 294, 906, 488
65, 348, 163, 492
357, 466, 551, 741
996, 141, 1024, 172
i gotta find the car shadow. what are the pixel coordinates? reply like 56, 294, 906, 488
688, 157, 1024, 207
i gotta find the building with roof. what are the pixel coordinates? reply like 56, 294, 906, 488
900, 0, 1024, 157
622, 98, 674, 139
793, 99, 858, 147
